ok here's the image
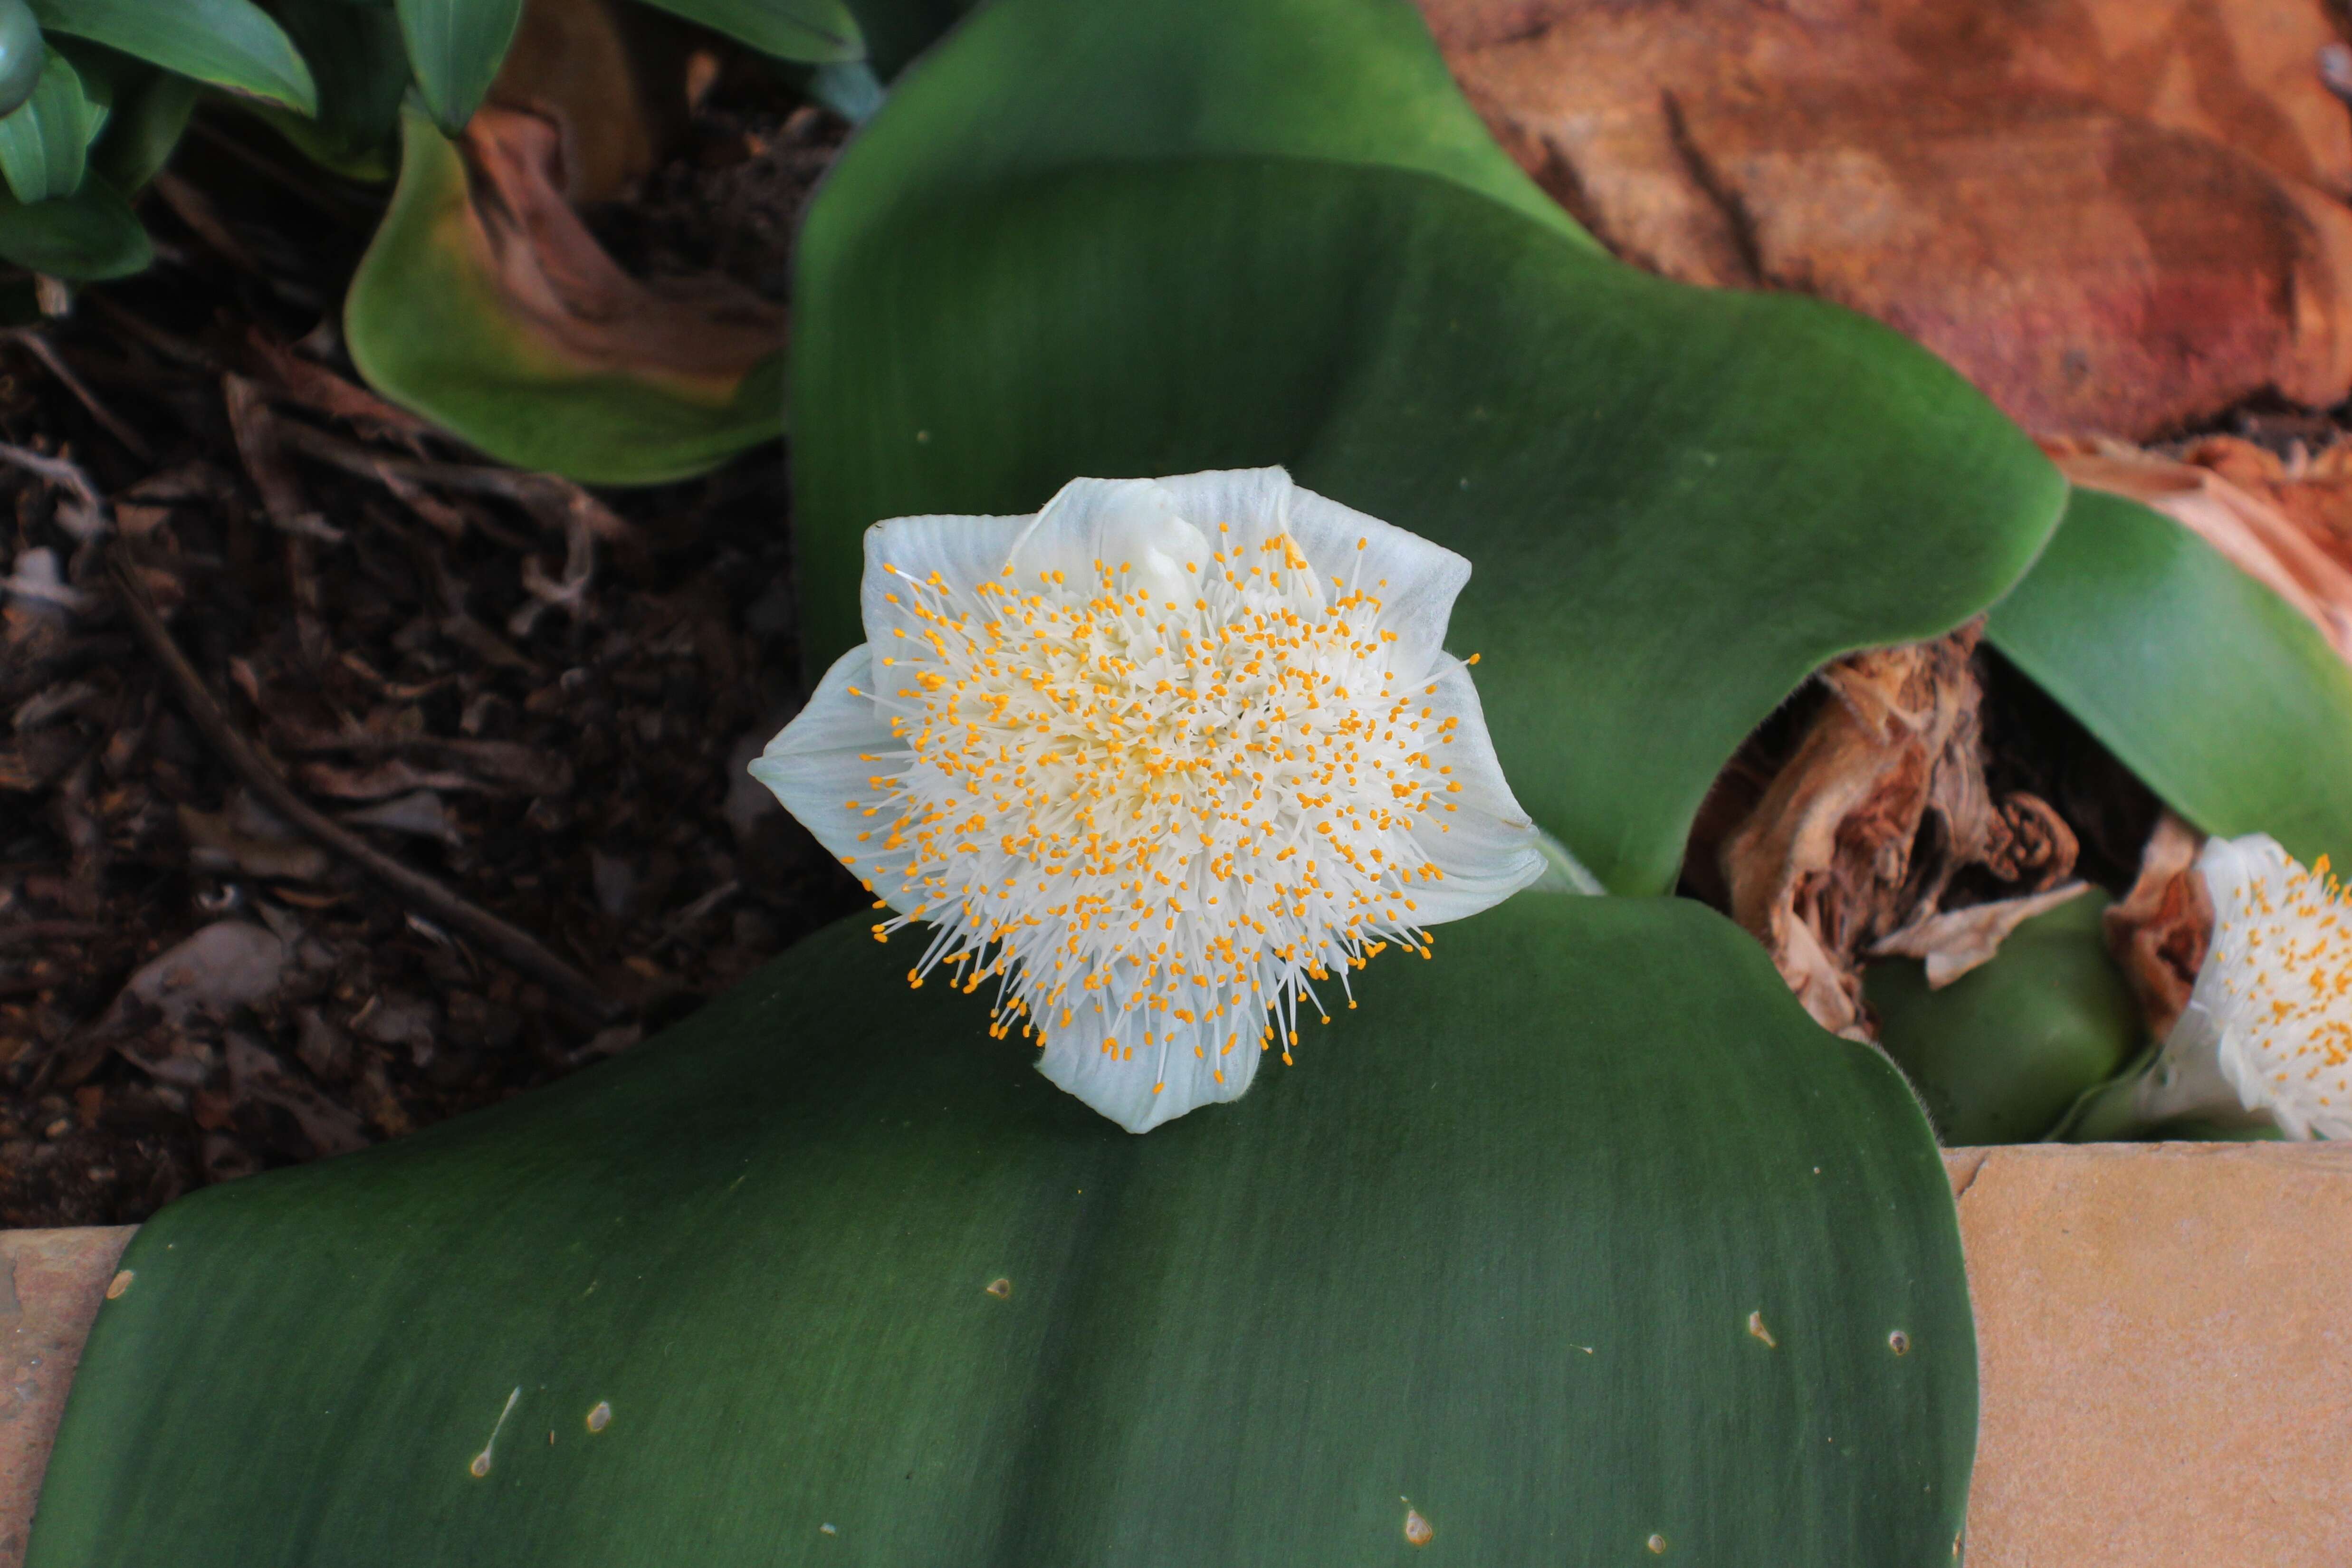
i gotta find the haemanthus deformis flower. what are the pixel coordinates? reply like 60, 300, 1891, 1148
2128, 832, 2352, 1140
751, 468, 1544, 1131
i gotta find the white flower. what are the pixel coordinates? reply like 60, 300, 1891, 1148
2133, 832, 2352, 1139
750, 468, 1545, 1132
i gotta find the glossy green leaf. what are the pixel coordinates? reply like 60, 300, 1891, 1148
1867, 891, 2142, 1145
792, 0, 2066, 894
250, 0, 406, 180
29, 0, 313, 113
396, 0, 521, 135
82, 56, 194, 193
345, 108, 785, 483
0, 168, 144, 276
1987, 487, 2352, 871
641, 0, 862, 64
32, 898, 1973, 1567
0, 0, 43, 119
0, 45, 105, 203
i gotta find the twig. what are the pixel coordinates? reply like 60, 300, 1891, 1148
4, 330, 154, 460
0, 440, 107, 537
105, 546, 622, 1027
0, 918, 107, 949
272, 421, 635, 545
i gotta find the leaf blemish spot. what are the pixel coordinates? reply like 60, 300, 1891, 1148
1888, 1329, 1911, 1356
984, 1277, 1012, 1300
1746, 1310, 1776, 1348
105, 1270, 133, 1300
1401, 1499, 1434, 1547
820, 1523, 839, 1536
586, 1400, 612, 1433
469, 1386, 521, 1477
1648, 1532, 1669, 1555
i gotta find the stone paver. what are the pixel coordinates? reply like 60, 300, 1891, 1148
0, 1228, 132, 1568
1951, 1142, 2352, 1568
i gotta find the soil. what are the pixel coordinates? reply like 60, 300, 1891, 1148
0, 76, 861, 1226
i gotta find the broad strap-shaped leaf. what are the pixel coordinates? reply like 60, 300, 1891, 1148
32, 898, 1974, 1567
0, 43, 105, 203
641, 0, 863, 64
1987, 488, 2352, 870
345, 107, 785, 483
791, 0, 2065, 893
29, 0, 314, 114
1867, 891, 2142, 1145
396, 0, 522, 135
0, 168, 144, 277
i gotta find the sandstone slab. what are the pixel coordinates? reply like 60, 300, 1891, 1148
0, 1228, 132, 1568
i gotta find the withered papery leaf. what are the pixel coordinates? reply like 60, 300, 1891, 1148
1719, 622, 2076, 1039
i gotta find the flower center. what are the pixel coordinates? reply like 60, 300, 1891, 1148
844, 527, 1464, 1091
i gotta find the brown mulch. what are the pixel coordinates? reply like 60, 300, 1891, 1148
0, 85, 860, 1226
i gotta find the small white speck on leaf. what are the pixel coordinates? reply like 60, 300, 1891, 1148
105, 1270, 132, 1300
1747, 1310, 1777, 1348
820, 1523, 839, 1536
1888, 1329, 1912, 1356
984, 1277, 1012, 1300
586, 1401, 613, 1433
1401, 1500, 1434, 1547
1648, 1532, 1669, 1554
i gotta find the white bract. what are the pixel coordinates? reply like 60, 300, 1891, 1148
2134, 832, 2352, 1139
750, 468, 1544, 1132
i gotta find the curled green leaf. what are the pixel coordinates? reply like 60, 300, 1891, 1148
396, 0, 522, 136
1868, 891, 2142, 1146
29, 0, 314, 114
346, 106, 785, 483
0, 44, 106, 204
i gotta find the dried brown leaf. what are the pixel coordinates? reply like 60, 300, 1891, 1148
1718, 622, 2078, 1039
1869, 880, 2091, 989
2103, 812, 2212, 1044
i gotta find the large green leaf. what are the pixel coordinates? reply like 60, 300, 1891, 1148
1868, 891, 2142, 1145
0, 43, 105, 202
791, 0, 2065, 894
29, 0, 314, 113
1987, 488, 2352, 871
395, 0, 521, 135
0, 167, 144, 276
642, 0, 863, 64
345, 108, 786, 483
32, 898, 1973, 1566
